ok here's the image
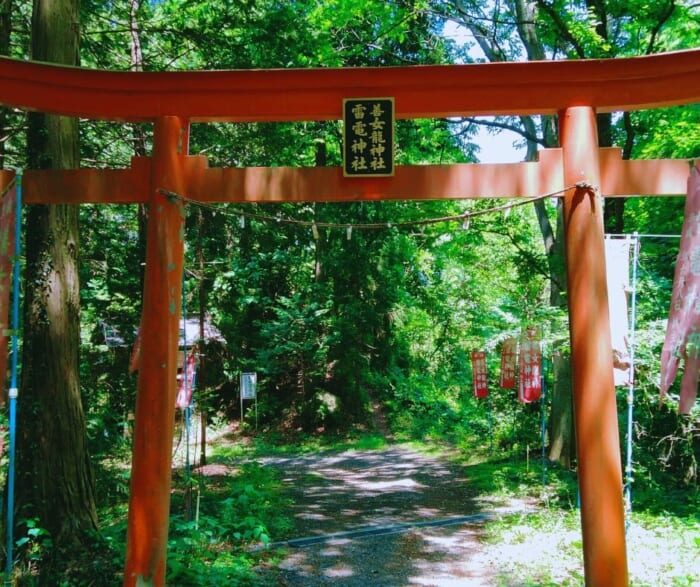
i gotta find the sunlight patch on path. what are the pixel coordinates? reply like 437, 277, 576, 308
346, 477, 426, 492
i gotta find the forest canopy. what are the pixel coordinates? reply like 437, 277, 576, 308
0, 0, 698, 584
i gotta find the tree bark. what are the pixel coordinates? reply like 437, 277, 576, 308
16, 0, 98, 552
514, 0, 576, 467
548, 352, 574, 467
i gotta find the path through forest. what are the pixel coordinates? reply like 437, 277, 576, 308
254, 444, 531, 586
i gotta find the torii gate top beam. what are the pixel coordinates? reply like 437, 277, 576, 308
1, 49, 699, 122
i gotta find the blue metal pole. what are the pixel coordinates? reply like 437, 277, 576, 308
624, 235, 639, 525
6, 170, 22, 580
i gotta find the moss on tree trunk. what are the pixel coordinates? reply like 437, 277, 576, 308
16, 0, 98, 556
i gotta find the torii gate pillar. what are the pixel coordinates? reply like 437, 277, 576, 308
561, 106, 628, 586
124, 116, 188, 586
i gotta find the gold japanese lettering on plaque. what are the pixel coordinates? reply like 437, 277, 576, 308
343, 98, 395, 177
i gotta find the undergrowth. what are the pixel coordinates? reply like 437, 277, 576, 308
11, 437, 294, 586
461, 451, 699, 586
10, 418, 698, 585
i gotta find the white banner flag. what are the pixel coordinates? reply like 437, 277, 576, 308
605, 238, 632, 387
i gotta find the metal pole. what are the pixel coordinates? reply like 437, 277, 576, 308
182, 275, 192, 521
5, 170, 22, 583
541, 356, 547, 492
560, 106, 628, 586
624, 235, 640, 523
487, 393, 493, 453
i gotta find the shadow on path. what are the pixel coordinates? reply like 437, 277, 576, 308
256, 445, 522, 586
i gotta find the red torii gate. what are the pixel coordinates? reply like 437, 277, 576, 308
1, 49, 699, 586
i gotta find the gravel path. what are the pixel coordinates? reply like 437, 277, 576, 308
254, 445, 526, 586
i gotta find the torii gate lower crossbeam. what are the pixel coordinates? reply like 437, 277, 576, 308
7, 147, 691, 204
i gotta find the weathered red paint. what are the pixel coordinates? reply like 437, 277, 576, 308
124, 117, 188, 586
560, 106, 628, 586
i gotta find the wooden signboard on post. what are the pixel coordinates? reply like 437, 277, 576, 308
240, 372, 258, 430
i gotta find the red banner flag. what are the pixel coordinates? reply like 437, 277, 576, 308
518, 327, 541, 403
471, 351, 488, 399
176, 352, 197, 408
661, 164, 700, 414
500, 337, 517, 389
0, 184, 16, 391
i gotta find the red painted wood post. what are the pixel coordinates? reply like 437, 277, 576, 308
560, 106, 628, 586
124, 116, 188, 586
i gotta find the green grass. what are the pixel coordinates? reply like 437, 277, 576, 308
208, 430, 699, 587
456, 454, 699, 586
20, 423, 697, 586
210, 428, 389, 459
481, 507, 699, 587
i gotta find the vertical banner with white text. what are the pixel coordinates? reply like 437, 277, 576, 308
471, 351, 489, 399
500, 337, 517, 389
518, 327, 542, 403
604, 238, 631, 386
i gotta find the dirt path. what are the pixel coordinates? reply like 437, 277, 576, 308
254, 445, 527, 586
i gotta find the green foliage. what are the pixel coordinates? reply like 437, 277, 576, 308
213, 462, 294, 540
6, 0, 699, 581
165, 512, 268, 586
79, 204, 142, 459
14, 518, 53, 565
254, 293, 334, 427
165, 462, 294, 585
634, 106, 700, 160
13, 448, 293, 586
464, 454, 698, 587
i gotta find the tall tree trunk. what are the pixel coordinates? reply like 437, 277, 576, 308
515, 0, 576, 467
548, 351, 575, 467
16, 0, 98, 555
525, 120, 576, 467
